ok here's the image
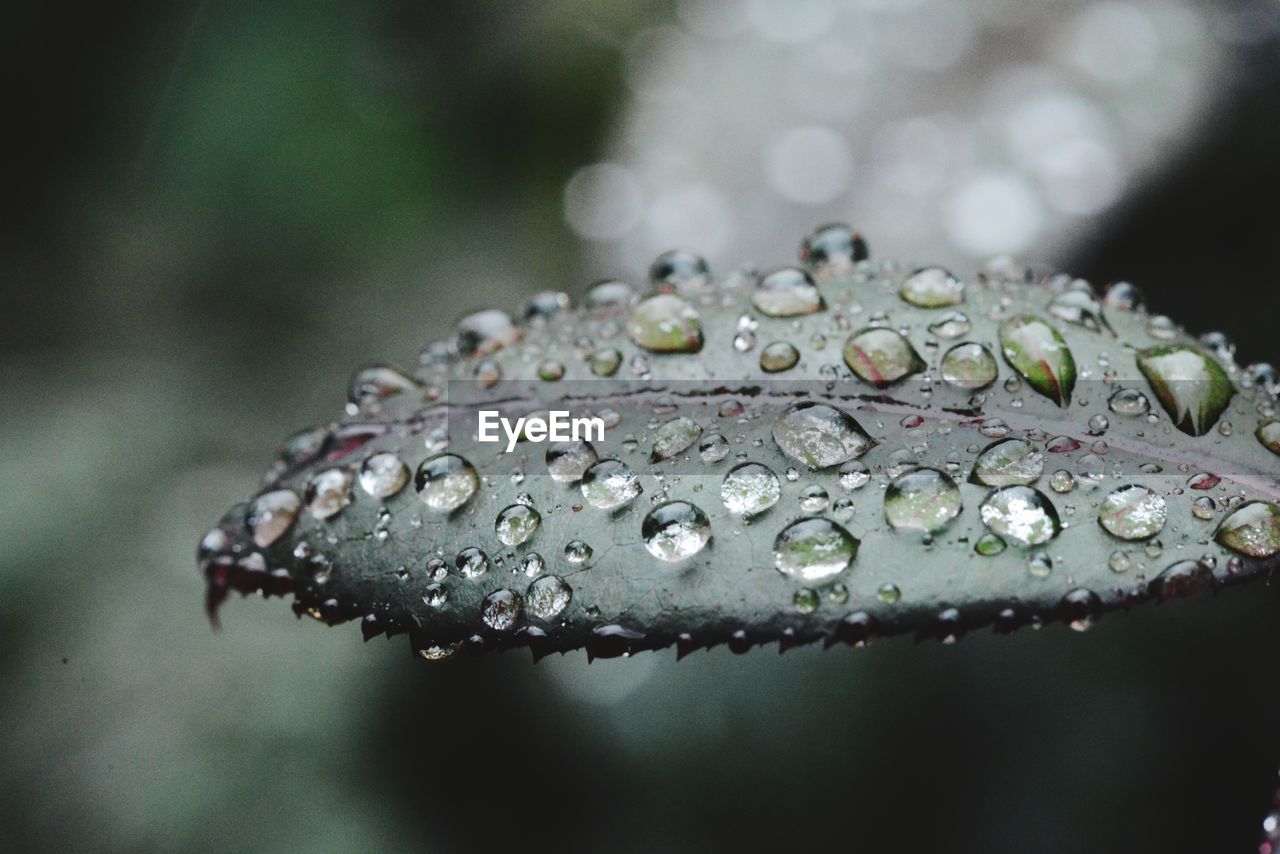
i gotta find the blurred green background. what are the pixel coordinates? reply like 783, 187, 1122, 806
3, 2, 1280, 852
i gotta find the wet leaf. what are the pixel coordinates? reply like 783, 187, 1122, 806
201, 239, 1280, 658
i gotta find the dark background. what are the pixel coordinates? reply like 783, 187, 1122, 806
3, 2, 1279, 852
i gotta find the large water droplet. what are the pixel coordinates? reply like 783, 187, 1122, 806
1108, 388, 1150, 417
481, 589, 522, 631
305, 468, 353, 520
884, 468, 962, 534
627, 294, 704, 353
495, 504, 541, 546
359, 452, 409, 499
1097, 485, 1167, 541
721, 462, 781, 516
349, 364, 418, 407
752, 267, 825, 317
526, 575, 572, 619
900, 266, 964, 308
979, 486, 1061, 547
799, 223, 867, 273
1214, 501, 1280, 558
940, 342, 998, 390
1149, 560, 1215, 600
455, 309, 520, 357
970, 438, 1044, 487
652, 417, 702, 461
546, 441, 598, 483
1047, 286, 1110, 334
642, 501, 711, 561
246, 489, 301, 547
773, 517, 859, 581
760, 341, 800, 373
999, 316, 1076, 406
649, 249, 710, 293
843, 328, 926, 388
1258, 420, 1280, 456
581, 459, 642, 510
415, 454, 479, 512
772, 402, 873, 469
1136, 345, 1235, 437
522, 290, 570, 322
455, 546, 490, 578
1103, 281, 1144, 311
584, 279, 638, 311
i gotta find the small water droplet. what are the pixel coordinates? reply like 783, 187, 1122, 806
455, 546, 490, 578
642, 501, 712, 561
359, 452, 409, 499
246, 490, 301, 547
843, 328, 926, 388
526, 575, 572, 619
721, 462, 781, 516
1214, 501, 1280, 558
980, 486, 1061, 547
773, 517, 859, 581
928, 311, 972, 339
1097, 484, 1167, 541
760, 341, 801, 372
940, 342, 998, 390
581, 459, 642, 510
627, 294, 704, 353
546, 441, 598, 483
481, 589, 522, 631
884, 468, 962, 534
495, 504, 541, 546
649, 249, 710, 293
799, 223, 867, 273
752, 267, 825, 317
901, 266, 964, 308
564, 540, 593, 563
970, 438, 1044, 487
415, 454, 479, 512
305, 468, 353, 520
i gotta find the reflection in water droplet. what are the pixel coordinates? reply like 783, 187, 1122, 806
793, 587, 820, 614
247, 490, 301, 547
884, 468, 962, 534
305, 468, 353, 520
627, 294, 704, 352
652, 417, 702, 461
642, 501, 711, 561
799, 485, 829, 512
585, 279, 638, 311
999, 315, 1076, 406
423, 582, 448, 608
901, 266, 964, 308
1060, 588, 1101, 632
699, 433, 731, 462
349, 364, 418, 407
752, 267, 825, 317
526, 575, 572, 619
838, 460, 870, 491
843, 328, 926, 388
928, 311, 972, 339
772, 402, 873, 469
1215, 501, 1280, 558
1149, 560, 1215, 601
1108, 388, 1150, 417
455, 547, 490, 578
1136, 345, 1235, 437
591, 348, 622, 377
455, 309, 520, 357
495, 504, 541, 546
565, 540, 593, 563
975, 532, 1006, 556
760, 341, 801, 372
940, 342, 998, 390
721, 462, 781, 516
980, 486, 1061, 547
649, 249, 710, 293
799, 223, 867, 273
581, 459, 642, 510
773, 517, 859, 581
1097, 485, 1167, 541
359, 452, 409, 499
878, 583, 902, 604
415, 454, 479, 512
1257, 420, 1280, 456
546, 441, 598, 483
970, 438, 1043, 486
481, 589, 522, 631
523, 290, 570, 322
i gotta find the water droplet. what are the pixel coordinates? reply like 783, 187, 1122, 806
793, 587, 820, 614
940, 342, 998, 390
246, 490, 301, 547
652, 417, 702, 461
838, 460, 870, 491
359, 452, 409, 499
1108, 388, 1150, 416
752, 267, 825, 317
699, 433, 731, 463
423, 582, 448, 608
772, 402, 873, 469
627, 294, 704, 353
878, 583, 902, 604
1060, 589, 1101, 631
900, 266, 964, 308
975, 532, 1006, 556
980, 486, 1061, 547
415, 454, 479, 512
1047, 287, 1110, 334
928, 311, 972, 339
546, 441, 597, 483
523, 290, 570, 321
843, 328, 926, 388
481, 589, 522, 631
590, 348, 622, 377
348, 364, 418, 407
581, 459, 642, 510
1191, 496, 1216, 520
999, 316, 1076, 406
521, 552, 545, 577
495, 504, 541, 546
1136, 345, 1235, 436
526, 575, 572, 619
1108, 550, 1131, 573
642, 501, 712, 561
537, 359, 565, 381
455, 546, 490, 578
1087, 414, 1109, 435
1098, 485, 1167, 540
1214, 501, 1280, 558
305, 468, 353, 520
721, 462, 781, 516
799, 222, 867, 273
773, 517, 859, 581
1257, 420, 1280, 456
760, 341, 801, 372
884, 468, 962, 534
799, 485, 830, 512
1027, 550, 1053, 578
455, 309, 520, 357
649, 249, 710, 293
1102, 281, 1144, 311
1149, 560, 1215, 601
564, 540, 593, 563
970, 438, 1044, 487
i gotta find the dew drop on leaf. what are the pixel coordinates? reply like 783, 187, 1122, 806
305, 468, 353, 520
799, 222, 867, 273
455, 309, 520, 357
883, 468, 962, 534
999, 315, 1076, 406
773, 517, 859, 581
641, 501, 712, 562
495, 504, 541, 546
581, 459, 642, 510
649, 249, 710, 294
1136, 345, 1235, 437
480, 589, 522, 631
1097, 485, 1167, 541
772, 402, 873, 469
721, 462, 781, 516
940, 342, 998, 390
359, 452, 409, 499
979, 486, 1061, 547
415, 454, 479, 512
760, 341, 801, 372
526, 575, 572, 620
752, 267, 825, 317
455, 546, 490, 579
545, 441, 597, 484
970, 438, 1044, 487
928, 311, 972, 339
627, 294, 704, 353
651, 417, 702, 461
900, 266, 964, 308
1214, 501, 1280, 558
843, 328, 926, 388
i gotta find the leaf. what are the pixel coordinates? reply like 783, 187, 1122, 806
199, 237, 1280, 659
998, 315, 1077, 406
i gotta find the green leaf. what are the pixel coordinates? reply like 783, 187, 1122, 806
999, 315, 1077, 406
200, 244, 1280, 659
